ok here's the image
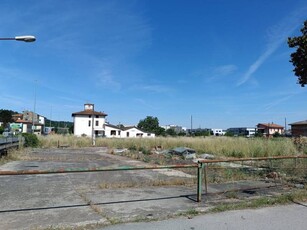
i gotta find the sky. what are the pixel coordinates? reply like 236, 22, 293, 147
0, 0, 306, 129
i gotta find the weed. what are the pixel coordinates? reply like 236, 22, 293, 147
209, 189, 307, 213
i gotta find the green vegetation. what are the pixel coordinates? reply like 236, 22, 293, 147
22, 133, 39, 147
210, 189, 307, 213
137, 116, 166, 136
0, 109, 18, 127
37, 135, 305, 157
288, 20, 307, 87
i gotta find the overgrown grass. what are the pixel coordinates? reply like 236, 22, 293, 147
38, 135, 300, 157
0, 148, 22, 165
209, 189, 307, 213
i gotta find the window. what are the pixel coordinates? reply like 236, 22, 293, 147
96, 115, 99, 118
126, 132, 129, 137
88, 120, 91, 127
111, 130, 116, 136
89, 115, 91, 118
96, 120, 99, 126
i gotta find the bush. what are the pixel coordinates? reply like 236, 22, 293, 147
22, 133, 39, 147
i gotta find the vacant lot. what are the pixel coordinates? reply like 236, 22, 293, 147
0, 146, 306, 229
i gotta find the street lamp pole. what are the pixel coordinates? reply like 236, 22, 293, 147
0, 35, 36, 42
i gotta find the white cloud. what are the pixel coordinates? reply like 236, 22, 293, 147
213, 65, 238, 77
96, 70, 121, 91
131, 84, 173, 94
237, 5, 307, 86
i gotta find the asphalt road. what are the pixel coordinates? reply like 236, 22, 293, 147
101, 202, 307, 230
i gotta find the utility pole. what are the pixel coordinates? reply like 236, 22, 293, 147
32, 80, 37, 134
92, 104, 95, 146
190, 115, 193, 136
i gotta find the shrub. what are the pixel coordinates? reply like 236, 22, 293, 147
22, 133, 39, 147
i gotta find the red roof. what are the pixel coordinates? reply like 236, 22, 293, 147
257, 123, 284, 129
72, 110, 107, 117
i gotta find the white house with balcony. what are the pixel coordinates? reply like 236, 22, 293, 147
72, 104, 107, 137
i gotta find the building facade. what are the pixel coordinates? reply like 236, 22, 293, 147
289, 120, 307, 137
256, 123, 284, 137
72, 104, 107, 137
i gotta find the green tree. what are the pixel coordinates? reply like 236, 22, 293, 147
288, 20, 307, 87
22, 133, 39, 147
0, 109, 17, 126
273, 132, 281, 138
137, 116, 163, 136
165, 128, 176, 136
155, 126, 166, 136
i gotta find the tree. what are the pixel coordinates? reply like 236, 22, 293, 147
165, 128, 176, 136
0, 109, 17, 127
288, 20, 307, 87
137, 116, 163, 135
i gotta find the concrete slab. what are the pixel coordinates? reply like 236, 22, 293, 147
0, 147, 292, 229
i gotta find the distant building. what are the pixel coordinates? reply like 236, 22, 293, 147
211, 129, 226, 136
72, 104, 155, 138
289, 120, 307, 137
257, 123, 284, 137
161, 125, 186, 134
227, 127, 256, 137
72, 103, 107, 137
186, 128, 211, 135
12, 111, 45, 135
104, 124, 155, 138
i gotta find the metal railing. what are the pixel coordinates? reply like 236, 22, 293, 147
0, 155, 306, 202
0, 137, 22, 154
198, 155, 307, 196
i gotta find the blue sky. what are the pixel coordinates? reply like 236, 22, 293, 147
0, 0, 306, 129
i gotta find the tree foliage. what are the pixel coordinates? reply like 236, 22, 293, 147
0, 109, 17, 127
288, 20, 307, 87
165, 128, 176, 136
137, 116, 164, 136
22, 133, 39, 147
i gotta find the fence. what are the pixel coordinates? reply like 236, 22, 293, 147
199, 155, 307, 195
0, 137, 22, 155
0, 155, 306, 202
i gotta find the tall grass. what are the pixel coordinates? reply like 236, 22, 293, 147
37, 135, 299, 158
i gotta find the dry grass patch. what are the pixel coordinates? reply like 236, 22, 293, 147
38, 135, 300, 158
99, 178, 197, 189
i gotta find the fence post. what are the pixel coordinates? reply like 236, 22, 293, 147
197, 162, 204, 202
204, 163, 208, 194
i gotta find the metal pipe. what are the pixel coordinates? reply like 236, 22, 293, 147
205, 163, 209, 193
197, 162, 203, 202
198, 155, 307, 164
0, 164, 198, 176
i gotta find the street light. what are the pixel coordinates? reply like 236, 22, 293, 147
0, 35, 36, 42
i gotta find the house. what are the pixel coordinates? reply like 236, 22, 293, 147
11, 111, 45, 135
257, 123, 284, 137
104, 123, 122, 138
72, 103, 107, 137
104, 123, 155, 138
211, 129, 226, 136
121, 126, 155, 138
72, 103, 155, 138
14, 120, 33, 133
289, 120, 307, 137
